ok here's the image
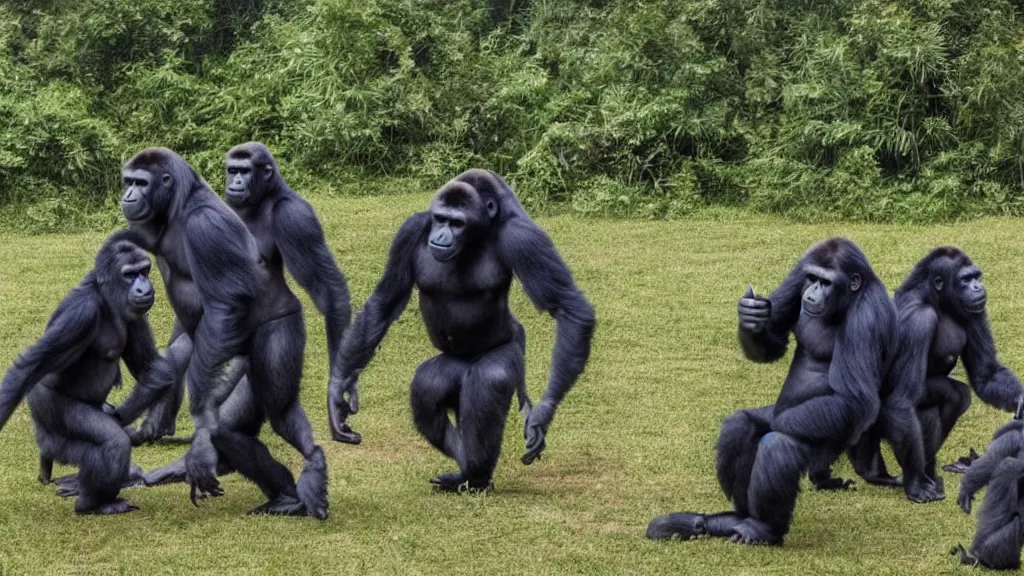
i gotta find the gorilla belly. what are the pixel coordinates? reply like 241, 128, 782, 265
774, 351, 832, 414
420, 293, 513, 356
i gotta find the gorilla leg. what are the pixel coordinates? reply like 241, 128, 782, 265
209, 430, 304, 516
647, 406, 771, 541
251, 313, 327, 519
736, 431, 815, 545
965, 458, 1024, 569
138, 323, 190, 440
924, 377, 971, 472
410, 354, 464, 486
449, 342, 521, 490
30, 387, 137, 515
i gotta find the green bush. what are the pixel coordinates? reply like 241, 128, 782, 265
4, 0, 1024, 228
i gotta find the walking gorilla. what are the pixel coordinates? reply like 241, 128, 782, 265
952, 401, 1024, 569
0, 231, 174, 515
850, 247, 1024, 501
137, 142, 357, 445
120, 147, 328, 518
647, 238, 895, 545
137, 142, 356, 487
334, 169, 595, 492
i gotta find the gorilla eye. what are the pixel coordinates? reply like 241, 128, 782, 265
434, 214, 448, 224
450, 219, 465, 229
807, 274, 818, 283
122, 271, 135, 281
820, 279, 832, 287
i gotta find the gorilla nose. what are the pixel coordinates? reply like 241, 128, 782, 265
431, 230, 453, 248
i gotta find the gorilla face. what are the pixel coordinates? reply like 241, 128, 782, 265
955, 266, 986, 315
801, 264, 860, 319
225, 156, 272, 207
97, 239, 155, 319
426, 186, 497, 263
121, 169, 165, 223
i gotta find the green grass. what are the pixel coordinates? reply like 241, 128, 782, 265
0, 193, 1021, 575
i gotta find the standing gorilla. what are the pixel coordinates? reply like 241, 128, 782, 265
850, 247, 1024, 501
120, 147, 328, 518
138, 143, 356, 445
0, 231, 174, 515
138, 142, 357, 487
647, 238, 895, 545
333, 169, 595, 492
952, 402, 1024, 569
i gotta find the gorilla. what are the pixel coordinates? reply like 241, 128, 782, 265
0, 230, 174, 515
120, 147, 328, 518
333, 169, 595, 492
647, 238, 896, 546
137, 143, 356, 445
137, 142, 356, 487
952, 401, 1024, 569
850, 247, 1024, 501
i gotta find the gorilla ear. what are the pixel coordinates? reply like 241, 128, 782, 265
263, 164, 274, 181
162, 173, 172, 187
850, 273, 862, 292
486, 199, 498, 219
933, 276, 944, 292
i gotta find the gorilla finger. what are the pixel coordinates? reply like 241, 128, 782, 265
348, 386, 360, 414
739, 298, 770, 309
190, 483, 200, 507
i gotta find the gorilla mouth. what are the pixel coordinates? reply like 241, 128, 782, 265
428, 242, 457, 262
965, 297, 987, 313
129, 297, 154, 315
121, 203, 151, 223
802, 303, 825, 317
225, 189, 248, 204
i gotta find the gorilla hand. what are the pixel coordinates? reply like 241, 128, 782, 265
329, 370, 362, 445
738, 285, 771, 333
522, 399, 555, 465
957, 488, 973, 514
102, 402, 122, 424
185, 428, 223, 505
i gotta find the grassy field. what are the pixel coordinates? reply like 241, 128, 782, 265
0, 194, 1022, 575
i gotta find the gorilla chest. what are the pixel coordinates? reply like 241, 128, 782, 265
929, 314, 967, 371
792, 315, 836, 362
240, 210, 281, 266
414, 247, 510, 295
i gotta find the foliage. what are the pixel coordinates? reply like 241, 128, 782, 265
4, 0, 1024, 226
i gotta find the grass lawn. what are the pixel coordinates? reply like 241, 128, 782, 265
0, 193, 1021, 575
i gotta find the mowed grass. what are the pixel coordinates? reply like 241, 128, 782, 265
0, 193, 1022, 575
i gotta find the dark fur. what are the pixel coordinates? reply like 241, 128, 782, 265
851, 247, 1024, 502
954, 419, 1024, 569
0, 231, 174, 515
120, 147, 328, 518
336, 169, 595, 490
648, 238, 895, 545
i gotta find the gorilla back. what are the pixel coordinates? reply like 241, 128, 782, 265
648, 238, 895, 546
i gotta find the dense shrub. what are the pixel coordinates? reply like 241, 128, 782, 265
3, 0, 1024, 227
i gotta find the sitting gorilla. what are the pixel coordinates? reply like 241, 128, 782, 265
334, 169, 595, 492
850, 247, 1024, 502
0, 231, 174, 515
952, 400, 1024, 569
647, 238, 895, 546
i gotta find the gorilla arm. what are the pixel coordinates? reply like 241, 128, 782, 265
0, 291, 99, 430
958, 421, 1024, 513
737, 269, 803, 363
499, 218, 596, 465
111, 319, 177, 426
182, 207, 265, 502
329, 212, 424, 442
274, 198, 354, 421
962, 318, 1024, 412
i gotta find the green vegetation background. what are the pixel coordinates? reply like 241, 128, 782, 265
5, 0, 1024, 230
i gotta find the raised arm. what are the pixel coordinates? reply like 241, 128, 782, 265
498, 218, 596, 463
274, 197, 352, 385
0, 290, 98, 431
962, 317, 1024, 412
112, 319, 176, 425
737, 270, 803, 363
329, 212, 424, 440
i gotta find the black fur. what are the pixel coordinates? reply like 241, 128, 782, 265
851, 247, 1024, 502
0, 231, 173, 515
336, 169, 595, 490
120, 147, 328, 518
648, 238, 895, 545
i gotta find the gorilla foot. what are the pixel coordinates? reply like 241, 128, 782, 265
54, 464, 146, 498
248, 495, 305, 517
951, 543, 981, 567
429, 472, 493, 494
728, 520, 782, 547
942, 448, 981, 475
646, 513, 707, 541
861, 473, 903, 487
330, 422, 362, 445
296, 447, 329, 520
812, 476, 855, 491
76, 498, 139, 516
905, 478, 945, 503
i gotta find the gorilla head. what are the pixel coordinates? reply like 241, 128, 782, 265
426, 182, 499, 262
120, 148, 204, 225
907, 247, 986, 317
797, 238, 872, 321
224, 142, 281, 208
93, 230, 155, 319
